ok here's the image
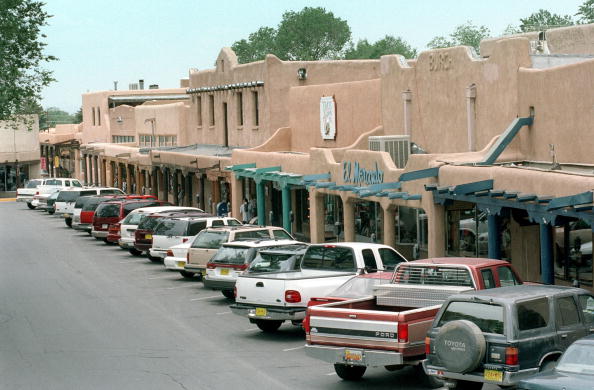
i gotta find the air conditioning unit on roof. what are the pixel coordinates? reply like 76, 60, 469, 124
368, 135, 410, 169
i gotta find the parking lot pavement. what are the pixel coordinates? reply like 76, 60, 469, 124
0, 203, 502, 389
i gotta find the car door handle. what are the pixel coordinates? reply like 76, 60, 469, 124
561, 334, 568, 339
256, 282, 264, 287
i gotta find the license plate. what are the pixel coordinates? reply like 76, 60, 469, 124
102, 224, 108, 229
220, 268, 229, 276
484, 369, 503, 382
145, 234, 152, 239
255, 307, 267, 316
344, 349, 364, 363
176, 261, 185, 268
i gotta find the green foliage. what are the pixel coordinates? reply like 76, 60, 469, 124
345, 35, 417, 59
0, 0, 56, 123
519, 9, 574, 32
43, 107, 77, 129
502, 24, 521, 36
427, 21, 490, 53
576, 0, 594, 23
231, 7, 351, 63
74, 107, 83, 124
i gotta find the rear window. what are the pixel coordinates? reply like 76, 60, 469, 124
138, 215, 164, 230
123, 212, 146, 225
248, 252, 299, 273
188, 221, 207, 236
154, 219, 188, 236
227, 219, 242, 226
379, 248, 406, 270
26, 180, 42, 188
97, 204, 121, 218
75, 196, 92, 209
100, 189, 123, 195
517, 297, 549, 331
123, 201, 158, 215
273, 229, 292, 240
438, 301, 504, 334
82, 197, 107, 211
211, 247, 252, 265
301, 246, 356, 271
57, 191, 80, 202
71, 180, 82, 187
394, 265, 474, 287
192, 230, 229, 249
234, 230, 271, 240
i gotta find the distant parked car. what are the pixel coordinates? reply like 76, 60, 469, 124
56, 187, 124, 227
518, 334, 594, 390
16, 179, 46, 208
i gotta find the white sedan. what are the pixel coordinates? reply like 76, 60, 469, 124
164, 242, 197, 279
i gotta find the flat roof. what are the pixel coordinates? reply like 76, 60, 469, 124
108, 94, 189, 103
139, 144, 242, 157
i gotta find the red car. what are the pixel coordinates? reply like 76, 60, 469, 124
76, 194, 157, 234
92, 198, 167, 242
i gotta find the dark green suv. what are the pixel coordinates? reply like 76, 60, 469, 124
423, 285, 594, 389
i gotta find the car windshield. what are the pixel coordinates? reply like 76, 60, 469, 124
57, 191, 80, 202
154, 219, 188, 236
97, 204, 120, 218
556, 343, 594, 375
123, 212, 146, 225
301, 246, 356, 272
438, 301, 504, 334
226, 219, 242, 226
211, 246, 252, 265
328, 275, 391, 298
26, 180, 42, 188
192, 230, 229, 249
137, 215, 164, 231
75, 196, 92, 209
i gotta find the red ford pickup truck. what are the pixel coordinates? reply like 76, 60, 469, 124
304, 258, 525, 384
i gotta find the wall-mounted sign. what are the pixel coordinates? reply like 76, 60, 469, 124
342, 161, 384, 186
320, 96, 336, 140
54, 155, 60, 168
40, 157, 47, 171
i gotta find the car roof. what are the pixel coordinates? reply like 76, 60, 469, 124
454, 284, 585, 302
169, 216, 228, 221
310, 242, 393, 249
258, 244, 309, 254
410, 257, 513, 268
222, 240, 301, 248
205, 225, 274, 232
129, 206, 202, 215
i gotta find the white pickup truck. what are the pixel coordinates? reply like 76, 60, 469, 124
230, 242, 407, 333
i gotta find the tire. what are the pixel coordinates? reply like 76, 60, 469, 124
180, 271, 195, 279
334, 364, 366, 381
27, 203, 36, 209
128, 248, 142, 256
540, 359, 557, 372
455, 380, 483, 390
255, 320, 282, 333
435, 320, 486, 373
222, 289, 235, 299
65, 218, 72, 228
102, 238, 109, 243
48, 209, 55, 215
148, 255, 162, 263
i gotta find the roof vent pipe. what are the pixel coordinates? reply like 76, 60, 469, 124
139, 79, 144, 90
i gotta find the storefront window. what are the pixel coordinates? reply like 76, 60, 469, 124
354, 200, 382, 243
395, 206, 428, 260
323, 194, 343, 242
554, 220, 593, 286
446, 205, 489, 258
0, 165, 26, 192
294, 188, 310, 242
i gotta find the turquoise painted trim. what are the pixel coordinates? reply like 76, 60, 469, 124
547, 191, 593, 211
479, 117, 533, 165
282, 185, 291, 233
256, 166, 281, 173
302, 173, 331, 182
489, 190, 505, 197
367, 181, 401, 192
574, 205, 593, 212
399, 167, 440, 182
475, 190, 490, 197
315, 182, 336, 188
503, 191, 519, 199
256, 181, 265, 226
229, 163, 256, 171
425, 184, 438, 191
453, 179, 493, 196
517, 194, 537, 202
388, 192, 408, 199
403, 194, 422, 200
537, 196, 553, 203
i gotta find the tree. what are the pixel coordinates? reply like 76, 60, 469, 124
0, 0, 56, 123
345, 35, 417, 59
427, 21, 490, 53
231, 7, 351, 63
43, 107, 76, 128
576, 0, 594, 23
74, 107, 83, 124
519, 9, 574, 32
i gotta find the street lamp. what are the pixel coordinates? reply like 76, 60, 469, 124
144, 118, 156, 147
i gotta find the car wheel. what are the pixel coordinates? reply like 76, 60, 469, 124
434, 320, 486, 373
102, 238, 109, 243
65, 218, 72, 228
128, 248, 142, 256
455, 380, 483, 390
179, 271, 195, 279
48, 209, 55, 215
221, 290, 235, 299
26, 203, 36, 209
148, 255, 162, 263
255, 320, 282, 333
334, 364, 366, 381
540, 359, 557, 372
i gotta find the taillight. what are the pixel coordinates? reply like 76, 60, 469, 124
303, 314, 311, 334
35, 191, 39, 195
505, 347, 519, 366
285, 290, 301, 303
233, 286, 237, 298
186, 253, 190, 262
232, 264, 248, 271
182, 238, 189, 243
166, 250, 174, 257
206, 263, 216, 269
397, 322, 409, 343
425, 337, 431, 355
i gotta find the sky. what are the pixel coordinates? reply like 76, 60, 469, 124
40, 0, 585, 113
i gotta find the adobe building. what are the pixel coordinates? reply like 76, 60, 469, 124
0, 116, 40, 196
38, 123, 83, 179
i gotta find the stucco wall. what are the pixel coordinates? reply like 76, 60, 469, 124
134, 102, 187, 145
0, 116, 40, 163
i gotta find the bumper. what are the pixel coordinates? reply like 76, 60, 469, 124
149, 249, 167, 259
31, 199, 40, 207
17, 197, 33, 203
107, 234, 120, 243
91, 230, 108, 238
119, 238, 135, 249
203, 278, 235, 291
134, 242, 151, 252
422, 361, 539, 387
184, 264, 205, 273
305, 344, 404, 367
73, 223, 91, 232
164, 257, 186, 271
230, 303, 306, 321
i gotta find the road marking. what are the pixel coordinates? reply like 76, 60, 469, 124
216, 311, 231, 315
282, 345, 305, 352
190, 295, 220, 301
165, 284, 197, 290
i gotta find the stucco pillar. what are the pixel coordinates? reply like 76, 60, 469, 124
88, 155, 94, 184
73, 151, 81, 182
82, 154, 88, 184
282, 184, 291, 234
117, 163, 123, 191
157, 168, 165, 200
488, 214, 501, 259
382, 204, 396, 247
540, 223, 554, 285
427, 199, 446, 257
342, 196, 355, 242
309, 190, 325, 243
230, 173, 243, 221
94, 156, 100, 185
402, 90, 412, 136
466, 84, 477, 152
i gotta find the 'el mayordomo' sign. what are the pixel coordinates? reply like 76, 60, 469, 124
342, 161, 384, 186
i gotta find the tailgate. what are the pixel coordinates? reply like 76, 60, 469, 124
120, 224, 137, 239
152, 235, 181, 250
235, 276, 288, 306
188, 248, 219, 268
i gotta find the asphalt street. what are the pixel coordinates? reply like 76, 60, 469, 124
0, 202, 498, 390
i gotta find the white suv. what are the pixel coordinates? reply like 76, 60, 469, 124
57, 187, 124, 227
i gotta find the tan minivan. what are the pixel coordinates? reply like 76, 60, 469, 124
184, 226, 294, 276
